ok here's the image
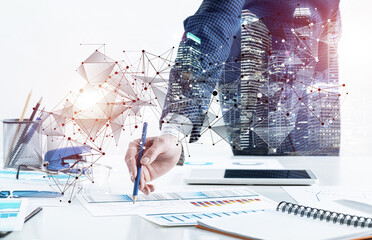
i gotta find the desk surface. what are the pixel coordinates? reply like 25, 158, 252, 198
4, 151, 372, 240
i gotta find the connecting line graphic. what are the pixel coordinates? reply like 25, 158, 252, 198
18, 48, 176, 202
23, 5, 345, 200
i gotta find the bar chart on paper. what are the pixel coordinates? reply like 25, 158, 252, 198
143, 210, 266, 226
0, 201, 20, 219
190, 198, 261, 208
78, 188, 276, 217
82, 189, 258, 203
0, 199, 28, 231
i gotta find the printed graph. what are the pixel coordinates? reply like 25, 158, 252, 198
0, 201, 20, 219
145, 210, 265, 226
190, 198, 261, 208
84, 189, 259, 203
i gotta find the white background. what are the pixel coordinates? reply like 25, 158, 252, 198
0, 0, 371, 157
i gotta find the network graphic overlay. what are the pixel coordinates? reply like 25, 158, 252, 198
33, 48, 175, 201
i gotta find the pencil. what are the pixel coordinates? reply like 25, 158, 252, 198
20, 91, 32, 122
4, 91, 32, 167
25, 207, 43, 223
132, 122, 148, 204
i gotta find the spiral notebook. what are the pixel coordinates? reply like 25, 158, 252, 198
197, 201, 372, 240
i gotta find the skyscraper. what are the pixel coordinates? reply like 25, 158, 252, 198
233, 5, 341, 155
168, 32, 202, 109
239, 9, 272, 154
307, 16, 341, 155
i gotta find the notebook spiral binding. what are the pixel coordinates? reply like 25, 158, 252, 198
277, 201, 372, 228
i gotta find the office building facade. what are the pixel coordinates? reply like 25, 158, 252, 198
230, 4, 341, 155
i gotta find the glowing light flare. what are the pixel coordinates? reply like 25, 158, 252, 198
76, 88, 105, 110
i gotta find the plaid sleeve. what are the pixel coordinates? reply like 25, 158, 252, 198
161, 0, 245, 143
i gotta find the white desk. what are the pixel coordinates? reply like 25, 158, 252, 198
4, 151, 372, 240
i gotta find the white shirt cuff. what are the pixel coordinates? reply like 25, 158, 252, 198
160, 113, 193, 139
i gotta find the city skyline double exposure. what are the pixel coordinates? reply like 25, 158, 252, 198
163, 1, 344, 156
230, 7, 342, 155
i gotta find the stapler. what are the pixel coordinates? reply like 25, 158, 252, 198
44, 145, 91, 174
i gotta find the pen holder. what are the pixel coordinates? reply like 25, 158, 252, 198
2, 119, 43, 169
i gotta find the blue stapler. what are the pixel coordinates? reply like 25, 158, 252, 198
44, 145, 91, 174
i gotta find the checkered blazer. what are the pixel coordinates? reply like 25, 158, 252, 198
161, 0, 245, 142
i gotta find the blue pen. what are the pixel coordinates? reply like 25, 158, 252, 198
132, 122, 148, 204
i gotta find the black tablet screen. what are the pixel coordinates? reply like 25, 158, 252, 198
224, 170, 311, 179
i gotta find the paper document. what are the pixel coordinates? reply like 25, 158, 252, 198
0, 169, 74, 181
283, 186, 372, 204
0, 170, 47, 181
0, 199, 28, 231
0, 179, 73, 207
197, 209, 372, 240
283, 186, 372, 218
79, 188, 276, 217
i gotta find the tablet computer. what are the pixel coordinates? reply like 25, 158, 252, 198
185, 169, 318, 185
